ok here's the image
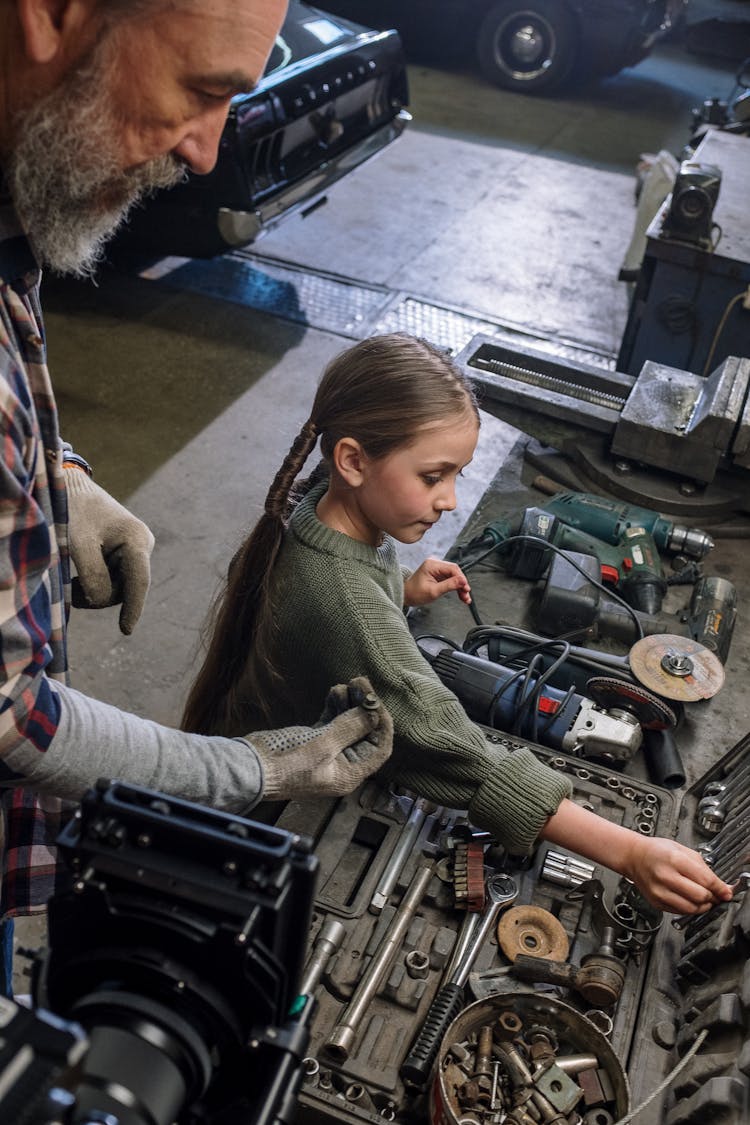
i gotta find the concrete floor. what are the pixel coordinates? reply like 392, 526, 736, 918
12, 34, 742, 977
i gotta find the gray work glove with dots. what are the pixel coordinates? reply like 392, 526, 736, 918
250, 677, 394, 799
65, 468, 155, 635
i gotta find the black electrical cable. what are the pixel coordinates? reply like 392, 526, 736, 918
457, 533, 645, 640
477, 641, 577, 741
464, 624, 634, 681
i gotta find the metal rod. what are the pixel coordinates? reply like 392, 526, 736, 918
325, 864, 434, 1060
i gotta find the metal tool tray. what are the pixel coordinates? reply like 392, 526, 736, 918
277, 739, 679, 1125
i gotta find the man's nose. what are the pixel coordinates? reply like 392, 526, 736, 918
172, 108, 229, 175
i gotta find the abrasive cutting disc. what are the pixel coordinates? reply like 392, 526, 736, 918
586, 676, 679, 729
629, 634, 725, 701
497, 905, 570, 963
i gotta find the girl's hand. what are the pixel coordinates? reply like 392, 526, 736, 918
540, 799, 733, 916
621, 834, 733, 915
403, 557, 472, 607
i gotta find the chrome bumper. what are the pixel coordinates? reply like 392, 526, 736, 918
217, 109, 411, 250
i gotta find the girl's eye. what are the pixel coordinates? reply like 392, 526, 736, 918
422, 474, 442, 486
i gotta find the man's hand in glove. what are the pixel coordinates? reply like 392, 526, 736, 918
249, 677, 393, 799
65, 468, 155, 635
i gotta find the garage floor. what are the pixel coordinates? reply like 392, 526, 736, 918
12, 30, 745, 976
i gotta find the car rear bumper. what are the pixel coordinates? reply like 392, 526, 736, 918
217, 109, 411, 250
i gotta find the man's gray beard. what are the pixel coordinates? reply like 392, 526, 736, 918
7, 43, 187, 278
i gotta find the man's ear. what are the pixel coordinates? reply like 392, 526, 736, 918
332, 437, 367, 487
17, 0, 94, 65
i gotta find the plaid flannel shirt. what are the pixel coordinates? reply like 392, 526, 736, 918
0, 185, 69, 918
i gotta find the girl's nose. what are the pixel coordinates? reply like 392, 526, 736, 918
436, 483, 457, 512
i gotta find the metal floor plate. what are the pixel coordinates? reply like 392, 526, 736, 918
141, 250, 616, 368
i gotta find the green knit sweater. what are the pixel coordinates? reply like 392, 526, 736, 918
236, 483, 572, 854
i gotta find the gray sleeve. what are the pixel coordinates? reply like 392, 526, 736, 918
1, 684, 265, 814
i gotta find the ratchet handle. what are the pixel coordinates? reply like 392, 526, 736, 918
399, 982, 465, 1090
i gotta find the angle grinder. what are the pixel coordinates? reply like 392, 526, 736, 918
418, 639, 678, 766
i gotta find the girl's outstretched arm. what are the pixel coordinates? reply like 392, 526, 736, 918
404, 557, 472, 606
539, 797, 733, 915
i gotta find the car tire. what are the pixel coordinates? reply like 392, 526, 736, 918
476, 0, 578, 94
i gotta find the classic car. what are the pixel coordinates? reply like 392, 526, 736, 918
315, 0, 687, 95
111, 0, 409, 260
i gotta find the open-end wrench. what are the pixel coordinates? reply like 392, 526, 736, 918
672, 872, 750, 931
400, 872, 518, 1089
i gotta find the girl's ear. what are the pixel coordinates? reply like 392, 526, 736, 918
332, 437, 366, 486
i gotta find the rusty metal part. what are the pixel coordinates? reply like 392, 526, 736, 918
453, 839, 487, 911
628, 634, 725, 701
511, 949, 626, 1009
496, 1010, 524, 1040
497, 905, 571, 962
474, 1025, 494, 1078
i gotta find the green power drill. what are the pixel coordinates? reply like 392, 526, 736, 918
535, 489, 715, 560
455, 506, 669, 614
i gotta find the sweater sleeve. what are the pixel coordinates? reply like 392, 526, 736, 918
310, 562, 572, 854
0, 683, 266, 815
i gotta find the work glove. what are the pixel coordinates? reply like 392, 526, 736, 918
65, 468, 155, 635
250, 677, 393, 800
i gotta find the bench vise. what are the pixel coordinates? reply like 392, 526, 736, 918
457, 335, 750, 516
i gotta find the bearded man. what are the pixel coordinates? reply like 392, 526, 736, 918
0, 0, 393, 986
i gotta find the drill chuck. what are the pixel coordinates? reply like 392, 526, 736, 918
666, 524, 715, 559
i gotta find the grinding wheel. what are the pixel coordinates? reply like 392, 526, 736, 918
586, 676, 679, 729
497, 905, 570, 962
629, 634, 725, 702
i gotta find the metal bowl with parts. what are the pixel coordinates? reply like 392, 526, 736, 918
431, 992, 630, 1125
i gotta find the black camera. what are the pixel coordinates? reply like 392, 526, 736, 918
1, 779, 318, 1125
661, 160, 722, 250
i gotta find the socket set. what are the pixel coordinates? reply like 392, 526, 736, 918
275, 732, 679, 1125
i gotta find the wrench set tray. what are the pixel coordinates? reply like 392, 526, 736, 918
628, 728, 750, 1125
277, 736, 682, 1125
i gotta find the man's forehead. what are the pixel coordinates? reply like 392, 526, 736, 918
154, 0, 287, 86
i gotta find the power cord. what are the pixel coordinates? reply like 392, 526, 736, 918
702, 285, 750, 375
457, 533, 646, 640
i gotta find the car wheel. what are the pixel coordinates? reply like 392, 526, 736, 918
477, 0, 577, 94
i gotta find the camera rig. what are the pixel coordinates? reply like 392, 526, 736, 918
0, 778, 319, 1125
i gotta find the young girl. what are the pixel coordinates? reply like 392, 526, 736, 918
184, 334, 731, 918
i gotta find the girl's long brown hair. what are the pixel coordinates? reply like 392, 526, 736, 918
181, 334, 479, 735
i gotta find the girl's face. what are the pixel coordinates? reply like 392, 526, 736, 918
353, 412, 479, 545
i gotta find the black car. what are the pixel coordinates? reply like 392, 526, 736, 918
112, 1, 409, 260
315, 0, 687, 95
